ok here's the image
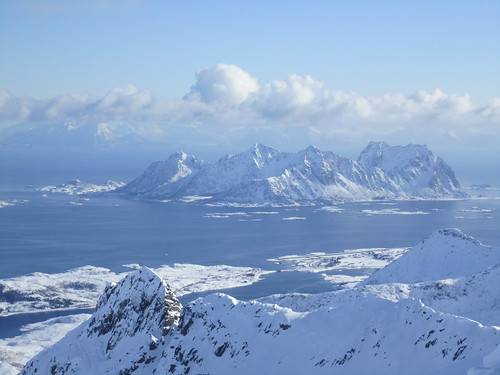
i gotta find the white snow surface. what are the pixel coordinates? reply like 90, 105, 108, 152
361, 208, 430, 215
0, 313, 91, 373
0, 201, 15, 209
37, 179, 125, 195
363, 228, 500, 285
117, 142, 466, 204
315, 205, 344, 213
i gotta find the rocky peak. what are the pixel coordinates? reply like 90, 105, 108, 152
86, 267, 181, 351
358, 141, 434, 172
166, 151, 188, 162
250, 144, 279, 168
117, 151, 204, 195
20, 267, 182, 375
357, 141, 389, 166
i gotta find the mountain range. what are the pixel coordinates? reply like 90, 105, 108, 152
116, 142, 466, 204
20, 229, 500, 374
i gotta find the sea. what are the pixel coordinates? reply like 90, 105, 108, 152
1, 185, 499, 280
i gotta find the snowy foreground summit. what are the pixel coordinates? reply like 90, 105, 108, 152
20, 229, 500, 375
116, 141, 466, 204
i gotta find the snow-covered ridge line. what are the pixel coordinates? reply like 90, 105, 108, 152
116, 141, 467, 205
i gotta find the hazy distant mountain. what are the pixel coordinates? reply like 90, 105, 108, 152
20, 229, 500, 374
0, 122, 156, 149
116, 142, 466, 204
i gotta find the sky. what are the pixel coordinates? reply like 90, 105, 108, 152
0, 0, 499, 183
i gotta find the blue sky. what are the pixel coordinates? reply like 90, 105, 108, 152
0, 0, 499, 183
1, 0, 498, 101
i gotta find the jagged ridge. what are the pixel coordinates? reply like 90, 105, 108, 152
116, 142, 466, 204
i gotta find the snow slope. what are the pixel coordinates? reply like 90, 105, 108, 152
117, 142, 466, 204
0, 314, 91, 374
363, 228, 500, 285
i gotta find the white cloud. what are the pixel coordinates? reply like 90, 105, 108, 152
0, 64, 498, 151
96, 85, 152, 113
249, 74, 323, 119
0, 90, 38, 125
187, 63, 260, 105
477, 98, 500, 120
44, 93, 90, 120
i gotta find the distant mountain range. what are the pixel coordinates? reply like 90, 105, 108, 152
20, 229, 500, 374
0, 122, 155, 149
116, 142, 466, 204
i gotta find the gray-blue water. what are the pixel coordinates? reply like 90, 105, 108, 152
1, 189, 499, 279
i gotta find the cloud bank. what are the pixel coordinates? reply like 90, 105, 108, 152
0, 63, 499, 151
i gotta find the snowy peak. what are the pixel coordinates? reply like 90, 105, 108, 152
250, 143, 280, 168
86, 267, 181, 347
429, 228, 482, 246
358, 141, 434, 172
21, 267, 181, 375
357, 141, 463, 197
364, 228, 500, 285
357, 140, 390, 167
116, 151, 203, 195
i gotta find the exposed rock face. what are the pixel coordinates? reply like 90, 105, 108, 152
85, 267, 181, 351
117, 142, 466, 204
20, 267, 181, 375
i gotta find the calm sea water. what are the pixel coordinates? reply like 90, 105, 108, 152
1, 187, 499, 279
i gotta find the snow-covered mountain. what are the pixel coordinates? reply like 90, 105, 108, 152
20, 229, 500, 375
116, 142, 466, 204
121, 151, 204, 196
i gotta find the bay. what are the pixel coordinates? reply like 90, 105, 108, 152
1, 187, 498, 279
